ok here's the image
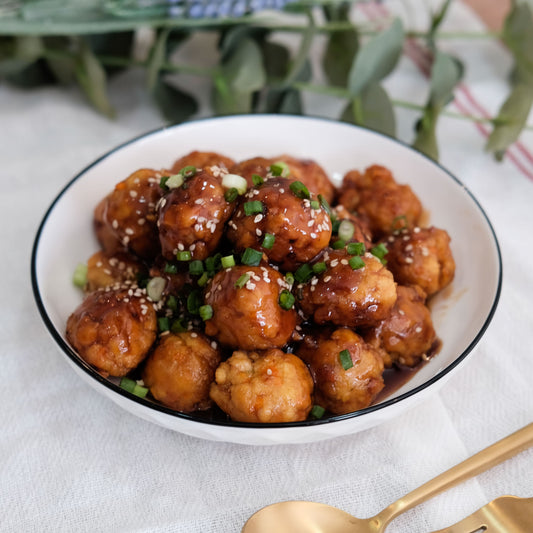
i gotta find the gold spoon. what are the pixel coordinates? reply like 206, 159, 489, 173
242, 422, 533, 533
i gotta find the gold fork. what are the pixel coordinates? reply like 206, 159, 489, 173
431, 495, 533, 533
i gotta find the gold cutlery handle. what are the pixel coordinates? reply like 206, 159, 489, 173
375, 422, 533, 526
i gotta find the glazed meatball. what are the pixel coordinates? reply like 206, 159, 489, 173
94, 168, 164, 260
204, 264, 297, 350
86, 250, 143, 292
298, 250, 397, 328
228, 156, 276, 188
296, 328, 384, 415
210, 349, 313, 423
66, 282, 157, 377
331, 204, 373, 249
170, 150, 235, 175
337, 165, 422, 238
363, 285, 437, 368
275, 154, 336, 204
142, 331, 221, 412
226, 177, 332, 271
385, 226, 455, 296
157, 168, 235, 261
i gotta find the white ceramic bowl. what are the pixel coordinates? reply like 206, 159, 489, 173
31, 115, 501, 445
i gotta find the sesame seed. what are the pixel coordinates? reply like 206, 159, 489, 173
190, 332, 198, 338
415, 326, 423, 333
112, 220, 119, 229
330, 259, 339, 267
405, 244, 413, 251
307, 220, 314, 227
177, 243, 184, 251
125, 228, 134, 235
256, 228, 262, 236
96, 261, 103, 268
310, 232, 317, 239
211, 341, 218, 349
341, 259, 348, 265
254, 214, 263, 223
405, 257, 414, 264
324, 275, 331, 283
414, 227, 421, 233
129, 190, 138, 198
266, 368, 272, 376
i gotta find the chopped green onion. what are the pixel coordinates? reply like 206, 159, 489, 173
270, 161, 290, 177
331, 219, 341, 234
158, 316, 170, 332
187, 290, 202, 315
197, 272, 209, 287
199, 304, 213, 321
391, 214, 408, 233
371, 243, 388, 264
159, 175, 170, 190
166, 294, 178, 311
331, 239, 346, 250
262, 233, 275, 250
224, 187, 239, 203
294, 263, 313, 283
165, 173, 185, 190
285, 272, 294, 286
318, 194, 332, 217
205, 254, 221, 273
146, 276, 166, 302
72, 262, 87, 288
171, 318, 187, 333
164, 262, 178, 274
347, 242, 366, 256
349, 256, 366, 270
222, 173, 247, 194
338, 219, 355, 242
243, 200, 264, 216
176, 250, 192, 262
120, 377, 149, 398
310, 200, 320, 210
339, 349, 354, 370
289, 180, 310, 199
188, 259, 204, 275
278, 289, 295, 310
252, 173, 264, 186
241, 248, 263, 266
310, 405, 326, 419
235, 273, 251, 289
221, 255, 235, 268
177, 165, 197, 179
312, 262, 327, 274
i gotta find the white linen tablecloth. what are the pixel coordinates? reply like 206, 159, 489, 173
1, 1, 532, 531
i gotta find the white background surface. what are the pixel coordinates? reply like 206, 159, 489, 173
1, 1, 532, 531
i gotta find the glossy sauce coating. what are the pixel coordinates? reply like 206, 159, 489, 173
170, 150, 235, 175
86, 250, 143, 292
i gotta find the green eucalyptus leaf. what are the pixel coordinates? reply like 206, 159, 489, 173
86, 31, 135, 76
486, 83, 533, 160
5, 58, 57, 87
221, 37, 266, 94
0, 35, 44, 79
262, 40, 290, 80
428, 0, 452, 46
348, 18, 404, 97
340, 82, 396, 137
412, 112, 439, 160
502, 1, 533, 85
323, 27, 359, 87
283, 12, 315, 87
75, 39, 114, 118
265, 87, 303, 114
147, 28, 170, 91
153, 77, 198, 124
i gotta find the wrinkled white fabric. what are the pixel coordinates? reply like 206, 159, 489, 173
1, 2, 532, 532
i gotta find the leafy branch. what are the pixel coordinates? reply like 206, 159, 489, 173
1, 0, 532, 162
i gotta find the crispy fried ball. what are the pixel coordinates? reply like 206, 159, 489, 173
299, 250, 397, 328
228, 156, 276, 188
275, 154, 336, 204
337, 165, 422, 238
204, 264, 297, 350
210, 349, 313, 423
142, 331, 222, 412
296, 328, 384, 415
66, 283, 157, 377
226, 177, 332, 271
85, 250, 143, 292
157, 168, 235, 260
385, 226, 455, 296
363, 285, 436, 368
170, 150, 235, 175
94, 168, 164, 260
330, 204, 373, 249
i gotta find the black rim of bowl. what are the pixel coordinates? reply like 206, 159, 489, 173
30, 114, 503, 430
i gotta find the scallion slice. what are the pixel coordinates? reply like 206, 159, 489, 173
318, 194, 332, 216
234, 273, 250, 289
224, 187, 239, 203
72, 262, 88, 288
120, 377, 149, 398
158, 316, 170, 332
310, 405, 326, 419
294, 263, 313, 283
349, 256, 365, 270
338, 219, 355, 242
197, 272, 209, 287
171, 318, 187, 333
331, 239, 346, 250
339, 349, 354, 370
347, 242, 365, 256
164, 262, 178, 274
165, 173, 185, 190
177, 165, 197, 179
243, 200, 264, 216
278, 289, 295, 310
310, 200, 320, 210
270, 161, 290, 177
241, 248, 263, 266
222, 173, 247, 194
176, 250, 192, 262
160, 175, 170, 190
312, 262, 327, 274
199, 304, 213, 321
331, 219, 341, 234
252, 173, 264, 186
371, 243, 388, 264
289, 180, 310, 199
262, 233, 275, 249
221, 255, 235, 268
187, 290, 202, 315
285, 272, 294, 286
166, 294, 178, 311
188, 259, 204, 275
146, 276, 166, 302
